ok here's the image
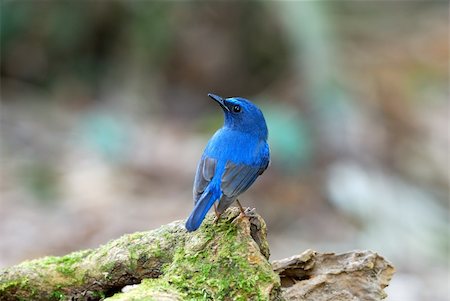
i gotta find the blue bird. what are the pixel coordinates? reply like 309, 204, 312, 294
185, 93, 270, 232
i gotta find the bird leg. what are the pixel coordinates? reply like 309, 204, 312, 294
235, 199, 247, 217
213, 203, 221, 223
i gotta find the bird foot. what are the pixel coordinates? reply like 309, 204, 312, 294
238, 207, 256, 218
235, 199, 257, 218
244, 207, 256, 216
213, 204, 221, 224
213, 216, 220, 224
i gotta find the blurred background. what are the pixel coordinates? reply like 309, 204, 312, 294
0, 1, 448, 300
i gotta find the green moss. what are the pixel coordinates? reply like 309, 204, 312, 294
92, 290, 106, 299
101, 261, 116, 275
39, 249, 91, 276
0, 273, 44, 300
0, 277, 29, 293
127, 231, 147, 241
107, 278, 179, 301
110, 214, 279, 301
98, 260, 116, 283
55, 264, 75, 276
150, 241, 164, 259
129, 248, 139, 271
176, 216, 277, 300
50, 289, 66, 301
50, 285, 66, 301
121, 229, 176, 273
1, 249, 92, 299
4, 210, 279, 301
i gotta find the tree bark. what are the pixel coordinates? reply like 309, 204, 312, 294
273, 249, 394, 301
0, 208, 394, 301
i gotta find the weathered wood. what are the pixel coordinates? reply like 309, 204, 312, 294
273, 249, 395, 301
0, 208, 394, 301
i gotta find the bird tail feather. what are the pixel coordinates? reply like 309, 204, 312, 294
185, 188, 217, 232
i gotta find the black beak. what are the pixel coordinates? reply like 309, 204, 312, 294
208, 93, 229, 112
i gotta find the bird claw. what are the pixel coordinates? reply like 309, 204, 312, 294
244, 207, 256, 216
213, 203, 221, 224
238, 207, 256, 218
213, 215, 220, 224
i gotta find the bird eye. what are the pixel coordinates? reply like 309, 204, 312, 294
232, 105, 241, 113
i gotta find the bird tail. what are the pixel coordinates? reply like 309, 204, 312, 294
185, 188, 217, 232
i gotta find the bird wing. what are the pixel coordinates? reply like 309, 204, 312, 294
220, 160, 268, 199
193, 156, 217, 204
217, 142, 269, 213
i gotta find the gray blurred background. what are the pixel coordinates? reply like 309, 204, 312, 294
0, 1, 448, 300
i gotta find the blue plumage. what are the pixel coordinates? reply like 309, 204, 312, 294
185, 93, 270, 232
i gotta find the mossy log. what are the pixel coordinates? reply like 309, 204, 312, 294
0, 208, 394, 301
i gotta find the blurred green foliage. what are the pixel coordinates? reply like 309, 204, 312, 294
1, 1, 290, 96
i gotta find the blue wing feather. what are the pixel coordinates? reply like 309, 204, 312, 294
187, 156, 219, 231
186, 188, 218, 232
217, 143, 270, 213
193, 156, 217, 204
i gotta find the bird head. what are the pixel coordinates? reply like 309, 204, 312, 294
208, 93, 268, 140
